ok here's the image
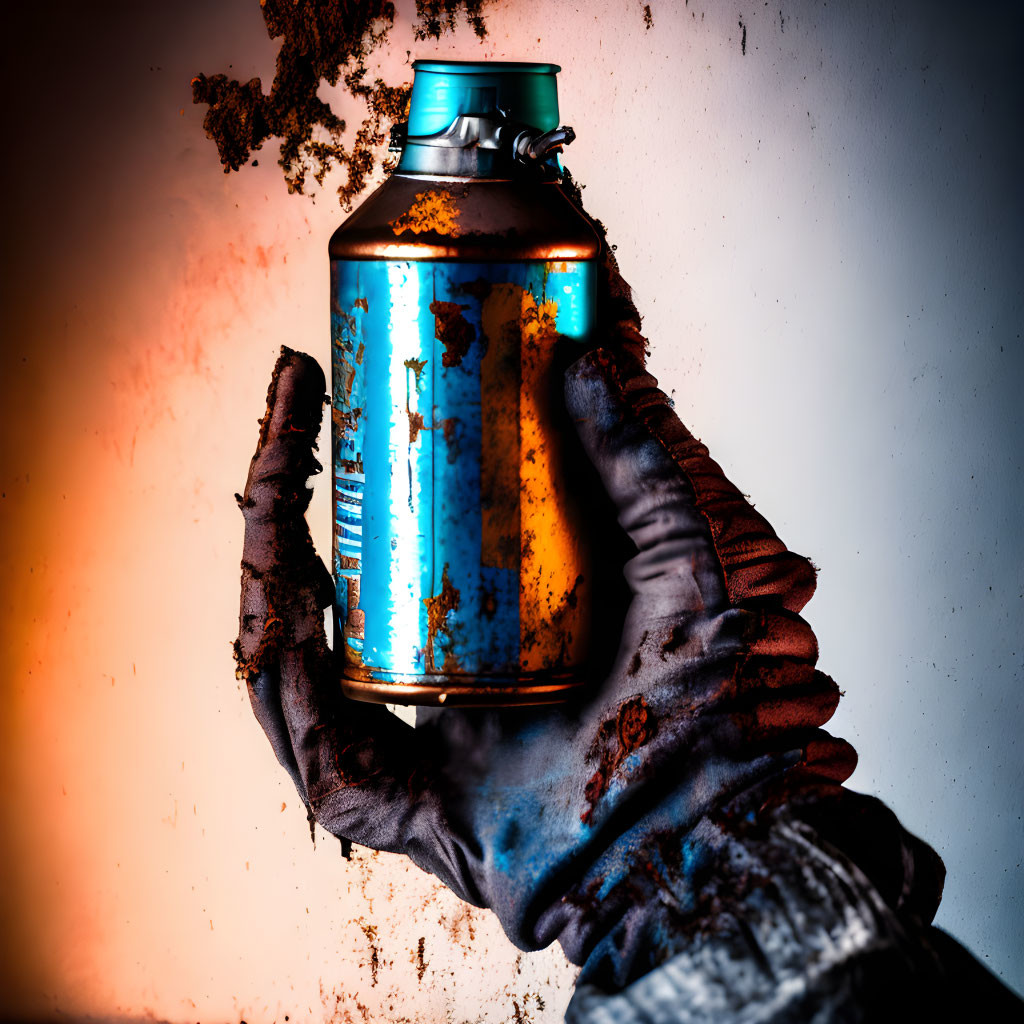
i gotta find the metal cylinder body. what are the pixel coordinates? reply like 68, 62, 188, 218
330, 63, 600, 706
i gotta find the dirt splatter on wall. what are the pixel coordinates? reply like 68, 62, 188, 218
192, 0, 490, 208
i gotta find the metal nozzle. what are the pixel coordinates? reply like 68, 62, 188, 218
514, 125, 576, 164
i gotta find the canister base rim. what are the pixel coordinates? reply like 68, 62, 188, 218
340, 672, 586, 707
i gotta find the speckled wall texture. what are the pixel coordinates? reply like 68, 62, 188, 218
0, 1, 1020, 1020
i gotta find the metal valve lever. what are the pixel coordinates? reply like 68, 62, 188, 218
515, 125, 576, 163
391, 114, 577, 176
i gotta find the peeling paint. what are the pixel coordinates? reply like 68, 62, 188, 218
404, 356, 430, 444
332, 404, 363, 438
337, 311, 357, 337
422, 563, 461, 673
408, 410, 427, 444
429, 300, 475, 367
403, 356, 428, 389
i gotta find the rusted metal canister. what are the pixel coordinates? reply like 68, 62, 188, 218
330, 60, 600, 706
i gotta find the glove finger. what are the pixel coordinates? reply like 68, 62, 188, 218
565, 347, 730, 620
565, 346, 855, 790
235, 345, 329, 810
247, 667, 309, 806
234, 349, 452, 863
565, 347, 817, 615
275, 632, 486, 905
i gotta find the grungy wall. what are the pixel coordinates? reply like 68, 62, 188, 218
0, 0, 1020, 1020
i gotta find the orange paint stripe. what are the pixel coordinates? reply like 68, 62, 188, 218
518, 292, 585, 671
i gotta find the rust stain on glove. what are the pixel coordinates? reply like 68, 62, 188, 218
582, 696, 657, 825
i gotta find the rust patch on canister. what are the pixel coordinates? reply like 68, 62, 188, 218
423, 563, 461, 672
404, 356, 428, 389
408, 410, 427, 444
390, 190, 462, 237
353, 297, 368, 312
458, 278, 492, 301
521, 530, 535, 561
441, 416, 460, 464
405, 355, 430, 444
479, 284, 524, 569
336, 361, 357, 401
343, 576, 365, 642
332, 404, 363, 437
430, 300, 475, 367
336, 310, 357, 337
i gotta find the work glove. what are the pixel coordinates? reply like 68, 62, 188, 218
234, 255, 1017, 1020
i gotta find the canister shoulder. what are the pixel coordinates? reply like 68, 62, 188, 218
328, 174, 601, 262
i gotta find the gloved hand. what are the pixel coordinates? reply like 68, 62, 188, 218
234, 256, 1014, 1019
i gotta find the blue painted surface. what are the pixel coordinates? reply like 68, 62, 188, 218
406, 60, 561, 137
331, 259, 596, 684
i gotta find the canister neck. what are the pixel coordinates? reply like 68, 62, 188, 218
394, 113, 575, 179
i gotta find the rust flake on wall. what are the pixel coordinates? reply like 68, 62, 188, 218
415, 936, 428, 982
360, 921, 381, 986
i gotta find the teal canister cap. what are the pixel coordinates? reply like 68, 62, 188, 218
407, 60, 561, 137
